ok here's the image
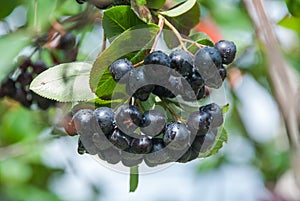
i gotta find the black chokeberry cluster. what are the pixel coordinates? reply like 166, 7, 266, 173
109, 40, 236, 102
63, 102, 224, 167
0, 58, 56, 109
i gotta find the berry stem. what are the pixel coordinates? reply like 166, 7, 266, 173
158, 15, 188, 52
150, 16, 165, 53
101, 34, 107, 53
181, 38, 205, 49
161, 100, 186, 123
136, 99, 145, 113
133, 60, 144, 68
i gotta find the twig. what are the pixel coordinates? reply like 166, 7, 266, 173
181, 38, 205, 49
101, 34, 107, 53
243, 0, 300, 149
243, 0, 300, 188
150, 16, 165, 53
158, 15, 188, 51
161, 99, 185, 123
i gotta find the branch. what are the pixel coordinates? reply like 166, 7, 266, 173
243, 0, 300, 149
243, 0, 300, 186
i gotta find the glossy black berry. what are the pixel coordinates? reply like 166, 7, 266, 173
126, 68, 154, 100
59, 33, 76, 50
197, 86, 205, 100
92, 132, 111, 150
194, 47, 222, 82
143, 51, 171, 82
200, 128, 218, 153
163, 122, 190, 151
176, 148, 195, 163
199, 103, 223, 127
78, 138, 88, 155
214, 40, 236, 65
72, 109, 100, 154
109, 58, 133, 83
152, 85, 175, 99
164, 75, 184, 97
169, 49, 194, 77
186, 111, 211, 136
130, 136, 152, 154
190, 135, 205, 153
133, 84, 155, 101
115, 104, 144, 134
144, 138, 169, 167
187, 70, 204, 91
141, 110, 166, 137
219, 66, 227, 81
93, 107, 115, 136
98, 147, 121, 164
109, 129, 132, 150
144, 50, 170, 67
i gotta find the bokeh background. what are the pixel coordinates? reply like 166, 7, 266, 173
0, 0, 300, 201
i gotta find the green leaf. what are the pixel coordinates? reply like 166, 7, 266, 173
27, 0, 58, 32
90, 24, 159, 93
165, 1, 200, 35
102, 5, 146, 41
187, 32, 214, 53
285, 0, 300, 17
95, 68, 129, 103
278, 15, 300, 33
94, 98, 123, 105
30, 62, 96, 102
0, 0, 22, 19
160, 0, 197, 17
134, 0, 147, 6
198, 127, 228, 158
0, 31, 31, 82
129, 166, 139, 192
146, 0, 166, 9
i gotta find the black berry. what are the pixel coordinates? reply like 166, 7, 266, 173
59, 33, 76, 50
199, 103, 223, 127
130, 136, 152, 154
73, 109, 100, 154
169, 49, 194, 77
78, 138, 88, 155
109, 129, 132, 150
214, 40, 236, 65
98, 147, 121, 164
144, 138, 169, 167
163, 122, 190, 151
109, 58, 133, 83
93, 107, 115, 136
143, 51, 172, 82
186, 111, 211, 136
115, 104, 144, 134
144, 50, 170, 67
219, 66, 227, 81
141, 110, 166, 137
194, 47, 222, 83
152, 85, 175, 99
126, 68, 154, 100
